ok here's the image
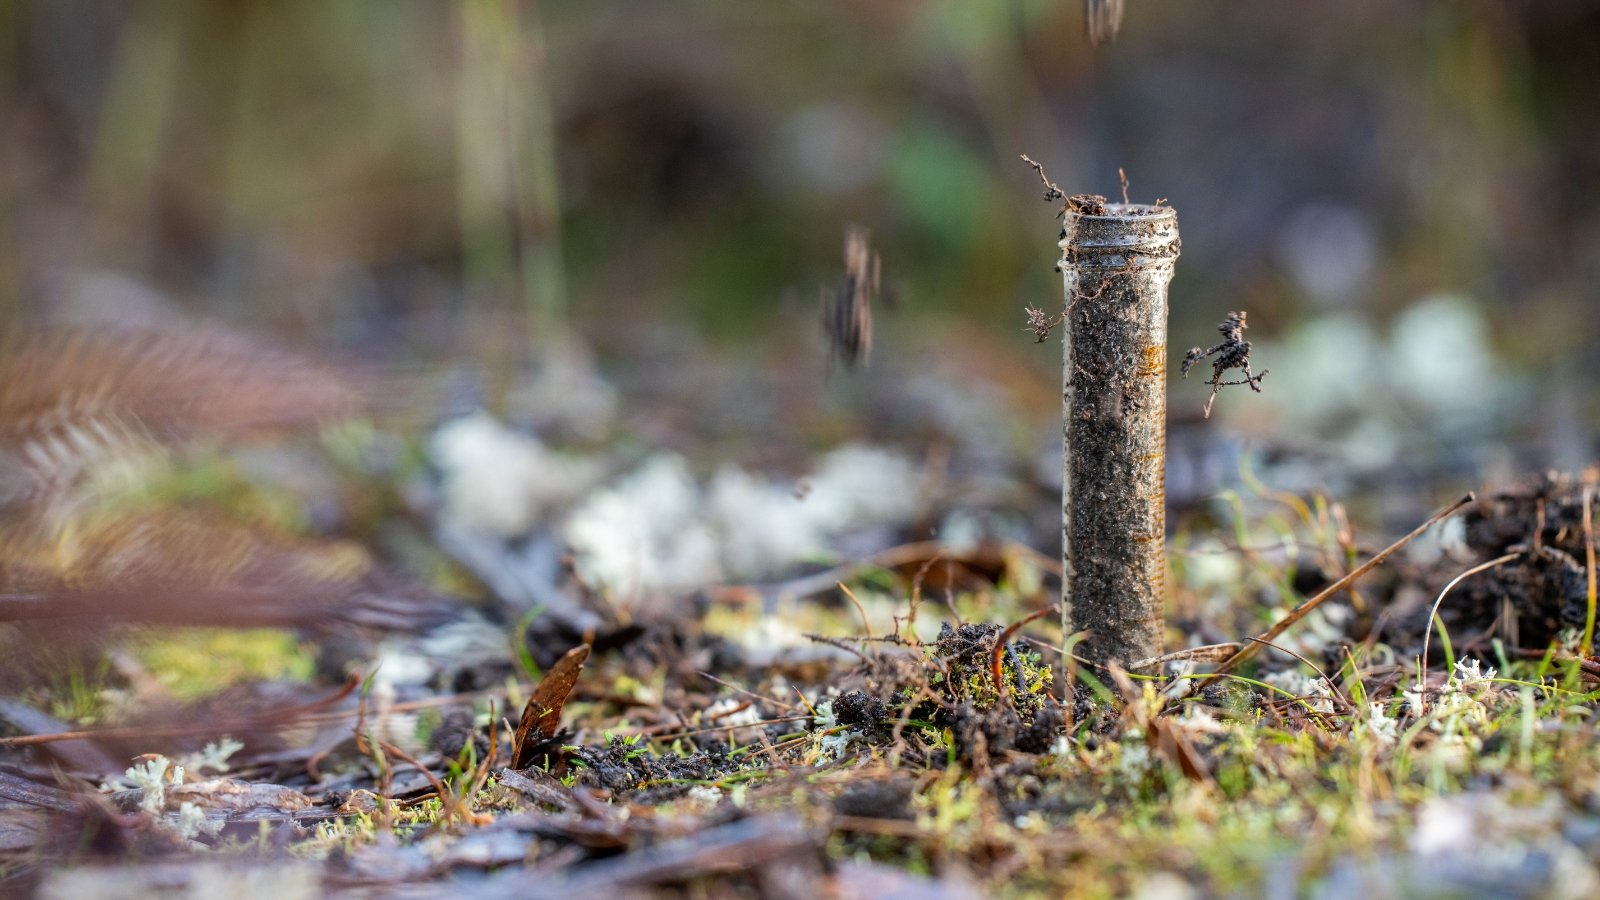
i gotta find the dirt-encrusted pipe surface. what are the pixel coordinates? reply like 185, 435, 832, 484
1059, 204, 1179, 671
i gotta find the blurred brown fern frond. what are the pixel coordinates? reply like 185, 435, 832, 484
0, 326, 369, 508
0, 323, 442, 640
0, 508, 366, 621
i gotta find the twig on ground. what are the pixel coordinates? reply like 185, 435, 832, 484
837, 583, 877, 657
802, 633, 870, 662
698, 672, 801, 712
1129, 643, 1243, 670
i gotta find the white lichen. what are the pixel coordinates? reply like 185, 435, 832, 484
429, 412, 604, 538
564, 444, 926, 599
811, 700, 863, 761
173, 801, 224, 841
1264, 670, 1336, 715
704, 697, 765, 743
685, 785, 725, 809
1396, 657, 1499, 765
122, 756, 183, 814
565, 454, 721, 598
1115, 740, 1153, 778
1448, 657, 1497, 692
1361, 701, 1400, 750
182, 737, 244, 775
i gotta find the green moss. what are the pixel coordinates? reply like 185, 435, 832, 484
929, 621, 1052, 718
130, 627, 316, 700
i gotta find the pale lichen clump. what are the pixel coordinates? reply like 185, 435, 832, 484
810, 699, 864, 761
1361, 701, 1401, 750
102, 755, 224, 844
1402, 658, 1501, 765
121, 756, 183, 815
1264, 670, 1338, 715
181, 736, 245, 775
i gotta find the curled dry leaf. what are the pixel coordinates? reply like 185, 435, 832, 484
511, 643, 591, 770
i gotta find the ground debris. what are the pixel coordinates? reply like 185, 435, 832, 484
929, 621, 1051, 719
1066, 193, 1110, 216
510, 643, 589, 770
156, 779, 311, 814
36, 860, 322, 900
1462, 468, 1599, 559
9, 322, 1600, 900
574, 737, 744, 803
1345, 470, 1600, 656
831, 777, 915, 820
427, 710, 488, 762
832, 689, 889, 736
472, 814, 821, 900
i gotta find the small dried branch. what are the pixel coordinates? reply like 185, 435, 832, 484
1583, 486, 1597, 657
1020, 154, 1064, 204
1181, 310, 1268, 417
1020, 154, 1111, 219
1128, 643, 1243, 671
1419, 552, 1520, 673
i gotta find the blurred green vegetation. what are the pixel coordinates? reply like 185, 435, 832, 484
129, 627, 317, 701
2, 1, 1596, 422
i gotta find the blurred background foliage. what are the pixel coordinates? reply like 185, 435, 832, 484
2, 0, 1598, 487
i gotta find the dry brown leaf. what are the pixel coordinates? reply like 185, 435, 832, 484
511, 644, 591, 770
